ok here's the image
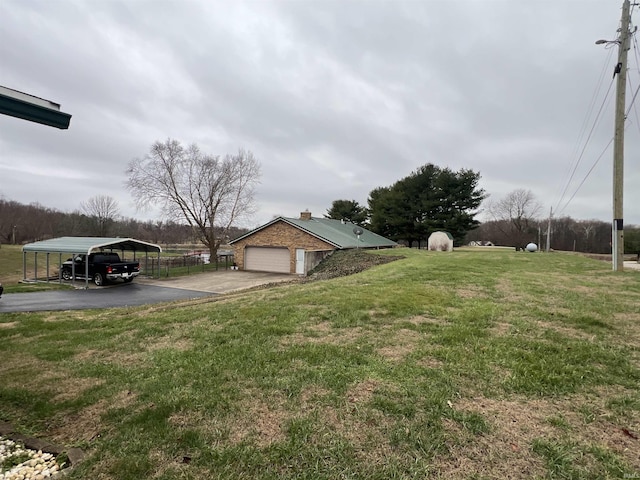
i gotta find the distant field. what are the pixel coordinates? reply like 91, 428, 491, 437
0, 244, 31, 284
0, 248, 639, 479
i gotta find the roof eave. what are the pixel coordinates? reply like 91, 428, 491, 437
0, 92, 72, 129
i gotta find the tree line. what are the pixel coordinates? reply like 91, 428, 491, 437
467, 216, 640, 257
0, 197, 248, 247
472, 188, 640, 257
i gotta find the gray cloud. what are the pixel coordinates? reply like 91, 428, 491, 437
1, 0, 638, 230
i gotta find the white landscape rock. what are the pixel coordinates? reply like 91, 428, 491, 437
0, 437, 64, 480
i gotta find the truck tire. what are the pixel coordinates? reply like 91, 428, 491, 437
94, 273, 104, 286
124, 277, 133, 283
61, 269, 72, 281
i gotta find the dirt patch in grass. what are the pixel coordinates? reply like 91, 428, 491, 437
435, 396, 558, 478
299, 386, 332, 407
41, 311, 89, 322
417, 357, 444, 369
50, 390, 138, 444
74, 348, 145, 367
345, 379, 381, 405
50, 376, 106, 403
407, 315, 442, 326
614, 313, 640, 348
145, 336, 194, 352
147, 449, 185, 478
567, 284, 599, 295
438, 389, 640, 477
376, 328, 422, 362
491, 317, 597, 341
496, 278, 534, 304
534, 320, 597, 340
229, 391, 287, 447
299, 379, 397, 465
307, 321, 332, 334
490, 322, 513, 336
455, 287, 489, 299
0, 352, 78, 397
0, 321, 17, 329
73, 349, 100, 361
279, 325, 365, 348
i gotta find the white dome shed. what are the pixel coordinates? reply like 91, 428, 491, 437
428, 231, 454, 252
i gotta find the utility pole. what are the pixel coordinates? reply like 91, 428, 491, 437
546, 207, 552, 253
612, 0, 631, 271
538, 226, 541, 251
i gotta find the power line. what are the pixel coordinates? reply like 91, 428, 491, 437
554, 48, 613, 208
554, 77, 615, 213
556, 136, 614, 216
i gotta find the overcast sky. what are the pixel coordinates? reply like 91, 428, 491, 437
1, 0, 639, 229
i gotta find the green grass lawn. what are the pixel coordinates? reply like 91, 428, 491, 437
0, 245, 27, 283
1, 248, 639, 479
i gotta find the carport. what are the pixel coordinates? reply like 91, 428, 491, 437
22, 237, 162, 289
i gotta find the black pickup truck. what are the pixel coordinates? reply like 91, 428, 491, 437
60, 252, 140, 286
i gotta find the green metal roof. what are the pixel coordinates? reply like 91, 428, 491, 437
231, 217, 397, 249
0, 86, 72, 129
22, 237, 162, 255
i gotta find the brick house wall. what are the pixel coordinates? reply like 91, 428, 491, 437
232, 220, 335, 273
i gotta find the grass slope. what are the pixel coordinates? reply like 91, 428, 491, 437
0, 248, 639, 479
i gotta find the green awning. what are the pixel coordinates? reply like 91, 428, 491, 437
0, 86, 72, 129
23, 237, 162, 255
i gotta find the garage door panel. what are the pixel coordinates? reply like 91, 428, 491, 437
245, 247, 290, 273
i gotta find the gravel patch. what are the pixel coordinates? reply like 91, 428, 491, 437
304, 249, 403, 281
0, 437, 64, 479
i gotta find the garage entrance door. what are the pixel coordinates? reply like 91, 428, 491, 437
244, 247, 290, 273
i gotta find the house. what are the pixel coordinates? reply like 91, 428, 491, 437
427, 231, 454, 251
230, 211, 397, 274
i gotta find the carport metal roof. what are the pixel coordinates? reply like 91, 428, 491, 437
23, 237, 162, 255
0, 85, 72, 129
22, 237, 162, 289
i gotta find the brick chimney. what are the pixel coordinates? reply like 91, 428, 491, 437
300, 210, 312, 221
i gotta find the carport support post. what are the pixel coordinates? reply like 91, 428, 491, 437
85, 253, 89, 289
59, 253, 62, 284
71, 254, 76, 285
46, 253, 50, 283
34, 252, 37, 282
22, 251, 27, 281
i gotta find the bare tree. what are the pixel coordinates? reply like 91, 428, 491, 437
486, 189, 542, 249
80, 195, 120, 236
126, 139, 261, 257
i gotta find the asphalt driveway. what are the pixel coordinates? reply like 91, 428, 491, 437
0, 271, 294, 313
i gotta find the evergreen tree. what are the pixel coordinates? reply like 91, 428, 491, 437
325, 199, 368, 226
368, 164, 485, 246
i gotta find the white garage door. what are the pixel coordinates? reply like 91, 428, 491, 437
245, 247, 290, 273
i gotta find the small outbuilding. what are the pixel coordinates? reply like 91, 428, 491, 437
230, 211, 397, 274
427, 231, 454, 252
22, 237, 162, 289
